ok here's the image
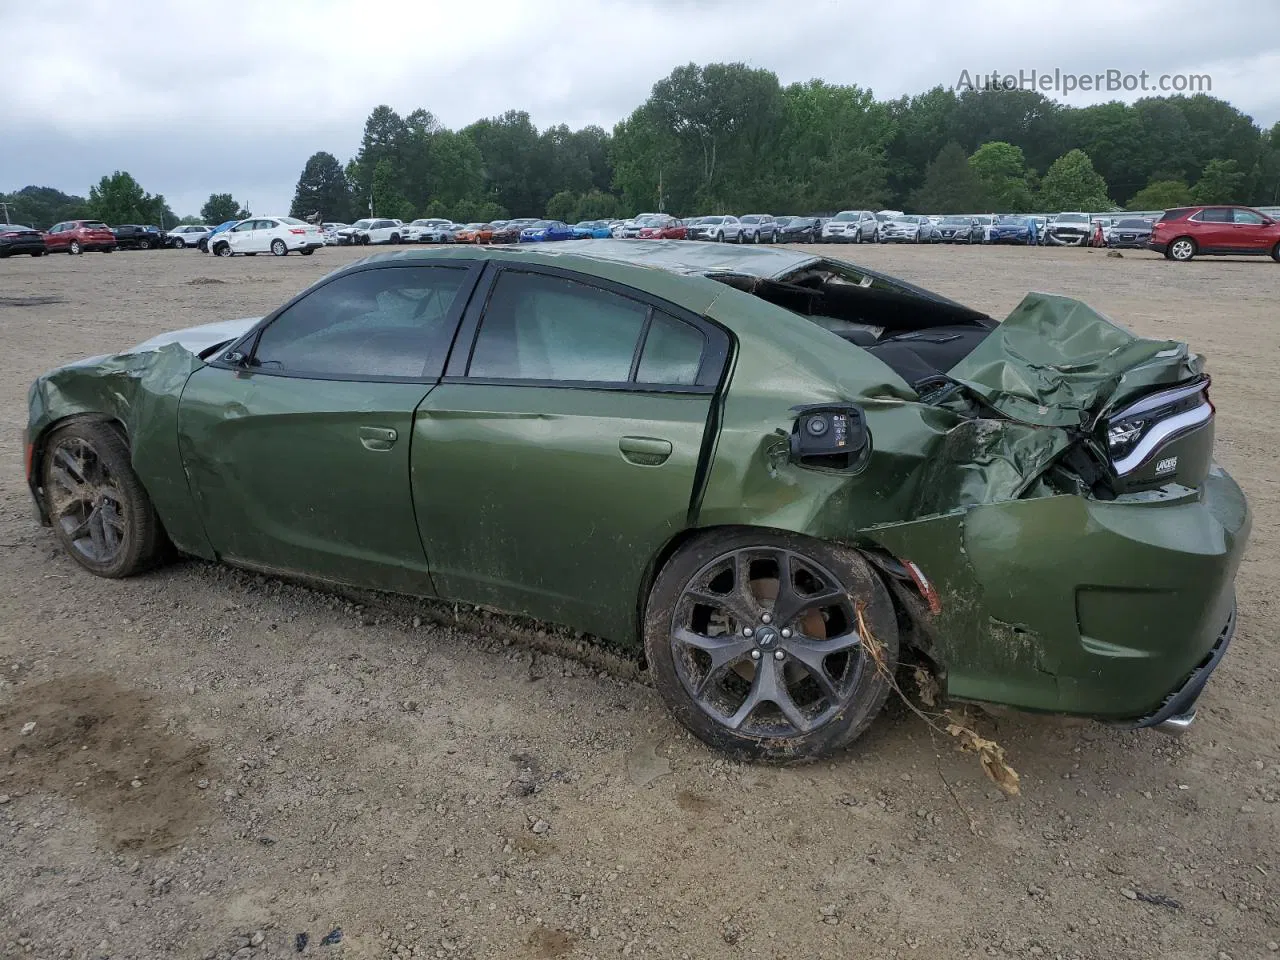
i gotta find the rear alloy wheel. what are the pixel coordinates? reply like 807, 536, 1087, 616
139, 239, 152, 250
644, 530, 898, 762
270, 239, 288, 256
41, 420, 166, 578
69, 240, 82, 255
1168, 237, 1196, 262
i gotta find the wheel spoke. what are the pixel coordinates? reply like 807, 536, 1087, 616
726, 658, 811, 733
684, 588, 756, 626
87, 506, 107, 558
784, 633, 860, 701
672, 627, 755, 696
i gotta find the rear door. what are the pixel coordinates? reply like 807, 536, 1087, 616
413, 264, 730, 643
177, 261, 480, 592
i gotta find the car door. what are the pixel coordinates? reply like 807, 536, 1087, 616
223, 221, 252, 254
45, 223, 65, 251
1189, 207, 1232, 251
1229, 207, 1272, 251
177, 261, 481, 592
412, 263, 730, 643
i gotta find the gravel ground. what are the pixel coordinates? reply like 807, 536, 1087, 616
0, 242, 1276, 960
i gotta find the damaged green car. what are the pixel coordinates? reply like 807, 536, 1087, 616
25, 241, 1249, 760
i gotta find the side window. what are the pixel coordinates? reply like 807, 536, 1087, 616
250, 267, 469, 379
468, 272, 648, 383
1195, 208, 1231, 223
231, 222, 253, 232
635, 313, 705, 386
1233, 208, 1265, 224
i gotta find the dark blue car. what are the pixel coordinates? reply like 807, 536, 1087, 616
519, 220, 575, 242
989, 215, 1038, 245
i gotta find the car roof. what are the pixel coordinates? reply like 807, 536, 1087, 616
335, 239, 969, 319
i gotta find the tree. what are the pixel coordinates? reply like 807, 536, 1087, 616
1191, 158, 1246, 204
371, 158, 412, 219
573, 189, 624, 221
290, 151, 352, 222
1126, 179, 1193, 210
201, 193, 249, 223
968, 141, 1034, 211
780, 80, 894, 211
0, 186, 87, 229
909, 142, 987, 212
1038, 149, 1112, 211
545, 190, 579, 222
87, 171, 175, 226
885, 86, 958, 207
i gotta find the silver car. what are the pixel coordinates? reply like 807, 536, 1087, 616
878, 215, 926, 243
686, 215, 738, 242
820, 210, 879, 243
167, 225, 211, 249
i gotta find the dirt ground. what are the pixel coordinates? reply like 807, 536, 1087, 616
0, 242, 1276, 960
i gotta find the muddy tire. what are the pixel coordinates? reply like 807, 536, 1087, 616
644, 528, 898, 763
41, 420, 167, 578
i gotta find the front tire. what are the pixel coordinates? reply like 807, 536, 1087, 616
390, 234, 401, 244
41, 420, 167, 578
270, 239, 288, 256
644, 529, 899, 763
1168, 237, 1196, 262
173, 237, 186, 249
1271, 241, 1280, 263
214, 243, 232, 257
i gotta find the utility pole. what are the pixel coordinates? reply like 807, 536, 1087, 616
0, 202, 11, 225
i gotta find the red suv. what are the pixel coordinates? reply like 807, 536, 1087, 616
1149, 205, 1280, 262
44, 220, 117, 254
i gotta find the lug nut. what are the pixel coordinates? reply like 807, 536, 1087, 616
780, 628, 792, 639
761, 612, 772, 624
750, 650, 762, 660
742, 627, 754, 638
773, 650, 785, 661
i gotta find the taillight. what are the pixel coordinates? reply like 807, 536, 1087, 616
289, 228, 306, 235
24, 440, 35, 484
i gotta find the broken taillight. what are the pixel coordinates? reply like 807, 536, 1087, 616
904, 561, 942, 615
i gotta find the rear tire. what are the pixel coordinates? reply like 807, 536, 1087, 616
300, 248, 314, 256
1168, 237, 1196, 262
69, 240, 82, 255
139, 239, 152, 250
270, 239, 288, 256
41, 420, 167, 578
644, 528, 898, 763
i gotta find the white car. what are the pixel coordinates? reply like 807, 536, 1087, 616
337, 218, 404, 245
821, 210, 879, 243
167, 224, 211, 249
722, 214, 778, 243
404, 218, 452, 242
208, 217, 325, 257
878, 214, 927, 243
321, 222, 349, 245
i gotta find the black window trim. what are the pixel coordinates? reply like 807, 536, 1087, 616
205, 259, 485, 384
440, 261, 730, 394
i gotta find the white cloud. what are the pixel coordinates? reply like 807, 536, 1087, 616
3, 0, 1277, 214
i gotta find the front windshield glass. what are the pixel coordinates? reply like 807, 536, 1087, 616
832, 211, 857, 221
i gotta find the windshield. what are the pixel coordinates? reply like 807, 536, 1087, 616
832, 211, 857, 222
281, 217, 307, 225
701, 216, 724, 224
528, 221, 551, 229
84, 221, 109, 229
352, 219, 375, 229
1056, 214, 1088, 223
1116, 219, 1149, 228
893, 215, 919, 223
940, 216, 970, 225
740, 215, 761, 223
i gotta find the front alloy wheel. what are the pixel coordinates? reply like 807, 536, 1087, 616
42, 421, 166, 577
645, 531, 898, 762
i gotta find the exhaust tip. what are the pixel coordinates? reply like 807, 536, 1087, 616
1154, 711, 1196, 736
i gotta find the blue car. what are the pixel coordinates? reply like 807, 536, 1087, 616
198, 220, 238, 253
989, 215, 1038, 245
519, 220, 575, 242
572, 219, 613, 239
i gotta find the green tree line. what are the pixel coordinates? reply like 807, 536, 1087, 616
5, 63, 1280, 228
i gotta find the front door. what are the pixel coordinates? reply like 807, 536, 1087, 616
1229, 207, 1273, 252
224, 220, 256, 254
177, 261, 479, 592
413, 265, 728, 643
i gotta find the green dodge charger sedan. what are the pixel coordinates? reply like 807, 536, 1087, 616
25, 241, 1249, 760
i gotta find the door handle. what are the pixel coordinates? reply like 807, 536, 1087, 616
359, 426, 398, 451
619, 436, 672, 466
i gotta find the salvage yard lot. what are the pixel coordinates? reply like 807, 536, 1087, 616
0, 244, 1276, 959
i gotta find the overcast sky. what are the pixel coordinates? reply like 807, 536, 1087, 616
5, 0, 1279, 218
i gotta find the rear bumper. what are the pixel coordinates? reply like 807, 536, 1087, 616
866, 466, 1251, 723
1147, 240, 1169, 254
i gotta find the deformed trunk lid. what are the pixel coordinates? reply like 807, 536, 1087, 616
946, 292, 1204, 428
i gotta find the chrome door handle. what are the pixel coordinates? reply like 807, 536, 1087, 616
359, 426, 398, 451
619, 436, 672, 466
